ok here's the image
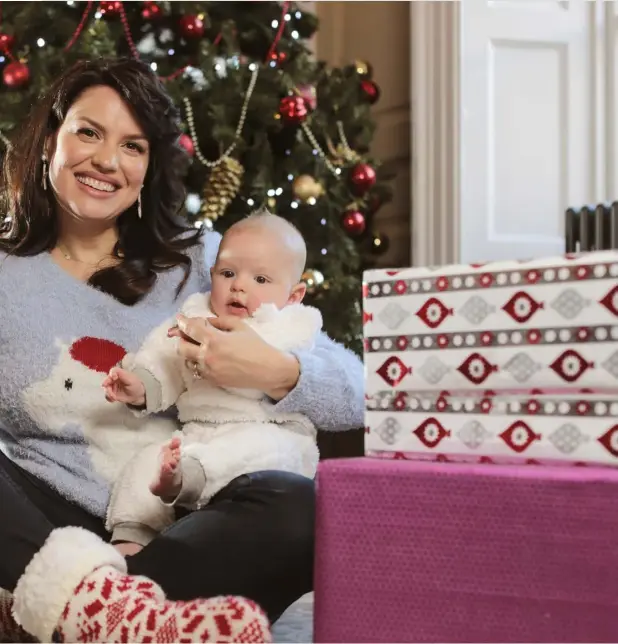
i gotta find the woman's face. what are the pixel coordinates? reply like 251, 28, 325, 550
47, 85, 150, 225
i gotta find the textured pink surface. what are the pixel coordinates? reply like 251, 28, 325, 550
314, 458, 618, 643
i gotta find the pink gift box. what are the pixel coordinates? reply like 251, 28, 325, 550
314, 457, 618, 643
363, 251, 618, 466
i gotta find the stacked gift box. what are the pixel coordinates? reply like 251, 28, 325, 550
314, 249, 618, 643
364, 252, 618, 466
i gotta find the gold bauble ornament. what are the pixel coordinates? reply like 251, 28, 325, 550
292, 175, 324, 203
354, 60, 372, 78
301, 268, 325, 294
198, 156, 244, 223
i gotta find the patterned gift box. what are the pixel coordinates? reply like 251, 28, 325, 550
363, 251, 618, 466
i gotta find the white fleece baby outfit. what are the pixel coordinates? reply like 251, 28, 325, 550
106, 292, 322, 545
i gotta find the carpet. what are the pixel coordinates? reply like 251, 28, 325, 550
272, 592, 314, 643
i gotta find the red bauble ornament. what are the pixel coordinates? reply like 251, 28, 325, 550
3, 61, 29, 88
0, 33, 15, 54
99, 0, 122, 18
296, 84, 317, 111
360, 79, 380, 105
342, 210, 366, 236
350, 163, 377, 196
179, 15, 205, 39
178, 134, 195, 157
141, 1, 162, 20
279, 96, 308, 125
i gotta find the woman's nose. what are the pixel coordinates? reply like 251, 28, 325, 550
92, 142, 119, 172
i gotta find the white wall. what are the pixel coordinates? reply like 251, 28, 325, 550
315, 1, 411, 268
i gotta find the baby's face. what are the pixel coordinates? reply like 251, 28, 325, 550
210, 227, 304, 318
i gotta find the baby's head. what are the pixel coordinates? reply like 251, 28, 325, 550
209, 209, 307, 318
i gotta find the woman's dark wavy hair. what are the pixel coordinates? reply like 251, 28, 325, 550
0, 57, 202, 304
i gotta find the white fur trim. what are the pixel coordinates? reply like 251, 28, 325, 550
250, 302, 322, 352
181, 420, 319, 505
12, 527, 127, 642
106, 442, 175, 535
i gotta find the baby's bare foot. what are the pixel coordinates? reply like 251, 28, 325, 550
150, 437, 182, 499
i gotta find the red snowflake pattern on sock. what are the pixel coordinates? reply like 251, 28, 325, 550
53, 567, 271, 643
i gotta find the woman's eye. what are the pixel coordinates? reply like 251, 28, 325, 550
78, 127, 97, 138
125, 141, 145, 153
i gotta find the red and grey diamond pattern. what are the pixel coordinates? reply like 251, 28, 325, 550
364, 251, 618, 466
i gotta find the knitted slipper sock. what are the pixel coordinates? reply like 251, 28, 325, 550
0, 589, 36, 643
53, 566, 270, 643
12, 527, 271, 644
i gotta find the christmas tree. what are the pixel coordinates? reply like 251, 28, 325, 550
0, 1, 393, 353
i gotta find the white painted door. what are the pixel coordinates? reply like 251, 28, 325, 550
460, 0, 594, 263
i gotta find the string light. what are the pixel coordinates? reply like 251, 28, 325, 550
194, 219, 213, 231
284, 13, 291, 21
321, 249, 327, 255
287, 174, 294, 181
291, 202, 299, 209
307, 197, 317, 206
185, 193, 201, 214
37, 38, 45, 47
295, 11, 302, 18
247, 198, 255, 207
168, 48, 174, 55
249, 63, 257, 71
321, 218, 327, 225
271, 19, 279, 28
94, 10, 102, 19
291, 30, 299, 39
150, 62, 157, 71
275, 187, 283, 196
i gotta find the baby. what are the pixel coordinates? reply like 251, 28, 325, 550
102, 210, 322, 552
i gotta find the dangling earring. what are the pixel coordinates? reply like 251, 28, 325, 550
137, 192, 142, 219
41, 155, 47, 191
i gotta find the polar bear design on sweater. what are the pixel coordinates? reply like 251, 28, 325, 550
22, 336, 175, 484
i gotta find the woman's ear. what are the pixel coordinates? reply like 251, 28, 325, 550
43, 133, 56, 161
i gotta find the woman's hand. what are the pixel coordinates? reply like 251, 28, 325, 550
170, 314, 300, 400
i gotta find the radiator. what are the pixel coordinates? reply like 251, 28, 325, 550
565, 203, 618, 252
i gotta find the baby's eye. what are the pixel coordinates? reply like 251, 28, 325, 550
255, 276, 268, 284
221, 270, 234, 278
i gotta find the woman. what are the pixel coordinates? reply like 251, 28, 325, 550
0, 58, 364, 643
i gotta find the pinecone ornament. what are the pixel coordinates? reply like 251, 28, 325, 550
199, 157, 244, 222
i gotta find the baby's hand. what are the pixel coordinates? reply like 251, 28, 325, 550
102, 367, 146, 406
